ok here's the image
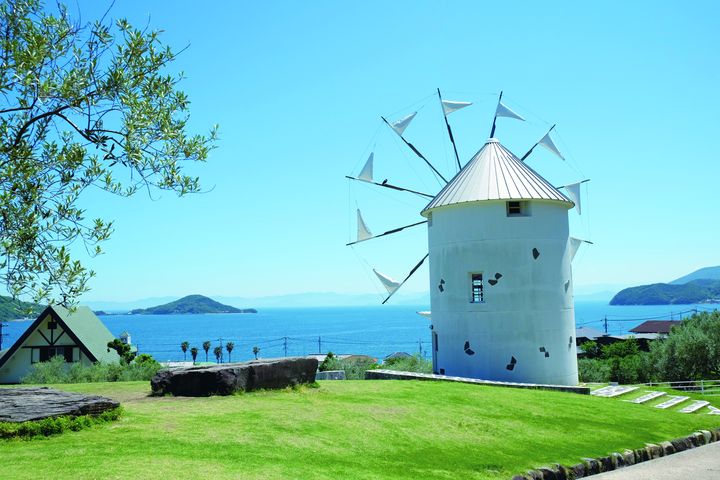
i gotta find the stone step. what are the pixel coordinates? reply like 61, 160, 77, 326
679, 400, 710, 413
626, 391, 667, 404
654, 395, 690, 409
591, 385, 639, 398
707, 405, 720, 415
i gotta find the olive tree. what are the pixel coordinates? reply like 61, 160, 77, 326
0, 1, 217, 305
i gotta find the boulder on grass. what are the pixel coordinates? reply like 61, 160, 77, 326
0, 387, 119, 423
150, 357, 319, 396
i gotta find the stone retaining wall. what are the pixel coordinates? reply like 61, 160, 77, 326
511, 427, 720, 479
365, 369, 590, 395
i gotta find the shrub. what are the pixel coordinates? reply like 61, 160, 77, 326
382, 353, 432, 374
0, 407, 122, 439
578, 358, 611, 383
21, 354, 162, 384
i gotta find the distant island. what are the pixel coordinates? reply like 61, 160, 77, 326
0, 295, 44, 321
610, 266, 720, 305
130, 295, 257, 315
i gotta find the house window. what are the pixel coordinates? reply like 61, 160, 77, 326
38, 346, 73, 363
471, 273, 484, 303
506, 201, 529, 217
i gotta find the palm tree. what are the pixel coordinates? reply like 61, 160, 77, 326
190, 347, 199, 364
225, 341, 234, 363
213, 346, 222, 363
252, 346, 260, 360
181, 341, 189, 361
202, 341, 211, 362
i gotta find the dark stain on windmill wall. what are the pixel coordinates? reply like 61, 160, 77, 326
463, 341, 475, 355
488, 273, 502, 286
539, 346, 550, 358
568, 336, 573, 349
532, 248, 540, 259
438, 278, 445, 292
564, 280, 570, 293
506, 356, 517, 371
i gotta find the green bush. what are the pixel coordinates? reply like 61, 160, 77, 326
578, 358, 611, 383
318, 352, 380, 379
0, 407, 122, 439
382, 353, 432, 374
21, 354, 162, 384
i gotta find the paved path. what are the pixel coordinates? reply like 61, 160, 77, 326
595, 441, 720, 479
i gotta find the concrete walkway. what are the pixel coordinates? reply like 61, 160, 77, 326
595, 441, 720, 479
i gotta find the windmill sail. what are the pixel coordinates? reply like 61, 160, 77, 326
441, 100, 472, 116
358, 152, 373, 182
356, 209, 373, 242
539, 132, 565, 160
564, 182, 582, 214
495, 101, 525, 121
568, 237, 592, 260
374, 269, 400, 295
389, 112, 417, 136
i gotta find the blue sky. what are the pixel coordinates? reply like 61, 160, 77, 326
60, 1, 719, 302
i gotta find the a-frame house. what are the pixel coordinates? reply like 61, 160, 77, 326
0, 305, 120, 384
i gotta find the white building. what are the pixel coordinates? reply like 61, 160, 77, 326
421, 138, 579, 386
0, 305, 120, 384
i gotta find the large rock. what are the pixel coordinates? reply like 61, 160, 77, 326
0, 387, 120, 423
151, 357, 319, 396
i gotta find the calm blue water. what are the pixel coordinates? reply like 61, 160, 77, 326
3, 302, 719, 363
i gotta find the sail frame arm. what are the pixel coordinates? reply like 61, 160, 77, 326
345, 176, 434, 199
346, 220, 428, 246
381, 253, 429, 304
381, 116, 448, 184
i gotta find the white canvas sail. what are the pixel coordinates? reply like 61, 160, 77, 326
564, 182, 582, 214
442, 100, 472, 116
358, 152, 373, 182
356, 209, 373, 242
568, 237, 584, 261
539, 132, 565, 160
390, 112, 417, 136
495, 101, 525, 121
373, 269, 400, 295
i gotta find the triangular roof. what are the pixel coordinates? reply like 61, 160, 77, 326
422, 138, 573, 215
0, 305, 119, 369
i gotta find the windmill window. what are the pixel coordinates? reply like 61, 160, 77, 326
471, 273, 484, 303
506, 201, 529, 217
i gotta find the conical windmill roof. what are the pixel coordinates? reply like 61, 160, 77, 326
421, 138, 573, 216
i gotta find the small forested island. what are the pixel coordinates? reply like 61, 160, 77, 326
610, 266, 720, 305
0, 295, 44, 321
130, 295, 257, 315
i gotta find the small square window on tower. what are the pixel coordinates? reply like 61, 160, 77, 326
506, 201, 529, 217
471, 273, 484, 303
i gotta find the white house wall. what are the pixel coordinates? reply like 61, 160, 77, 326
0, 313, 90, 384
427, 200, 579, 386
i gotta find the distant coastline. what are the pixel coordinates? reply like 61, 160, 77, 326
129, 294, 257, 315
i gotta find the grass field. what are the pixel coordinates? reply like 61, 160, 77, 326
2, 380, 719, 479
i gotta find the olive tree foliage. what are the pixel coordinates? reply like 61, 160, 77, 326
0, 1, 217, 304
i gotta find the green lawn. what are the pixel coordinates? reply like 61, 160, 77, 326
2, 380, 719, 479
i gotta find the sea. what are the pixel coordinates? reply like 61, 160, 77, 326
3, 301, 719, 363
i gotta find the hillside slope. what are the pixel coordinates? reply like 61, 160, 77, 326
0, 296, 44, 321
670, 266, 720, 285
610, 279, 720, 305
130, 295, 256, 315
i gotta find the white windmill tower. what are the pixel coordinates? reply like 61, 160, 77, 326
348, 91, 589, 386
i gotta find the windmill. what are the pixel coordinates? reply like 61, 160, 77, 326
347, 90, 592, 385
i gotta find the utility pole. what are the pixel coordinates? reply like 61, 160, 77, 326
283, 337, 288, 357
318, 336, 321, 354
418, 338, 422, 355
603, 316, 608, 334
